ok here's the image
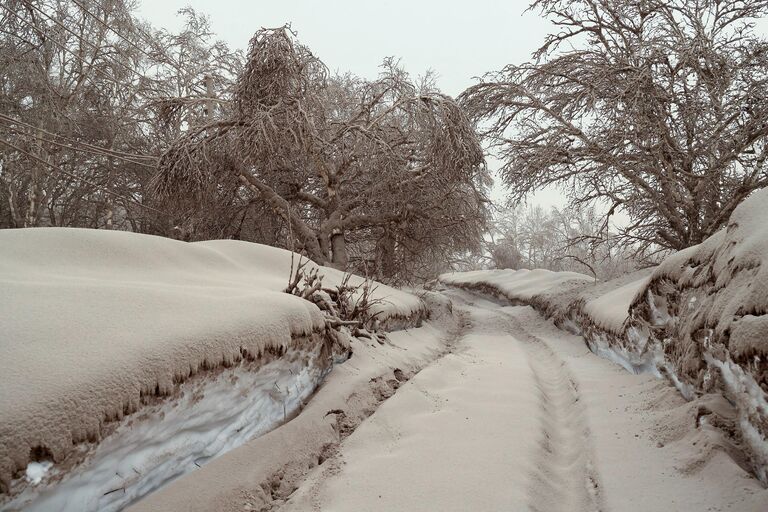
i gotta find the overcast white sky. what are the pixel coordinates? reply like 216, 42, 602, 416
137, 0, 551, 98
136, 1, 768, 212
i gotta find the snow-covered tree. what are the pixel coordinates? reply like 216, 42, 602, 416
153, 27, 490, 279
0, 1, 241, 233
462, 0, 768, 257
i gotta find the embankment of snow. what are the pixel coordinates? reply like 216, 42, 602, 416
197, 239, 424, 322
439, 267, 650, 371
439, 190, 768, 482
0, 228, 424, 502
4, 348, 326, 512
626, 188, 768, 482
440, 268, 592, 303
126, 292, 456, 512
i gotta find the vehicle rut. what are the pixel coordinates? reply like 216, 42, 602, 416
500, 308, 604, 512
447, 288, 604, 512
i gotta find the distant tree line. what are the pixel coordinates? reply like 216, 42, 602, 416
475, 204, 639, 280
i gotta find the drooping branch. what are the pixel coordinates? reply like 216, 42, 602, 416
462, 0, 768, 256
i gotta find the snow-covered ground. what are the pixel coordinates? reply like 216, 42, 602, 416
153, 289, 767, 512
440, 268, 592, 302
438, 189, 768, 485
0, 228, 424, 510
4, 193, 768, 511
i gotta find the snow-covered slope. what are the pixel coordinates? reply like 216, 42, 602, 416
440, 268, 592, 302
196, 239, 423, 321
582, 276, 650, 334
626, 188, 768, 482
438, 189, 768, 483
0, 228, 423, 508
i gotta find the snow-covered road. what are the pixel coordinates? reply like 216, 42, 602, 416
280, 288, 768, 512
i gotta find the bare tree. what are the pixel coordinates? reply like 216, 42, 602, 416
153, 27, 489, 278
462, 0, 768, 258
0, 1, 243, 235
486, 204, 639, 279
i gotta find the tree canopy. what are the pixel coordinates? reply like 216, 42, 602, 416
154, 27, 490, 279
462, 0, 768, 260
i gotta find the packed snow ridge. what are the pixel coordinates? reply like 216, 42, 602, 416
440, 187, 768, 483
0, 228, 424, 509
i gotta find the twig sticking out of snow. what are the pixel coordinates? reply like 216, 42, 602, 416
284, 264, 389, 347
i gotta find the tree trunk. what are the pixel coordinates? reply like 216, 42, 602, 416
330, 229, 348, 270
204, 75, 215, 121
25, 128, 49, 228
105, 204, 114, 229
4, 179, 22, 228
25, 168, 40, 228
380, 228, 397, 279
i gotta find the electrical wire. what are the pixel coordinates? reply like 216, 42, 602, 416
0, 137, 170, 217
0, 113, 158, 168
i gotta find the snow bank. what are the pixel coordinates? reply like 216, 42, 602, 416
198, 240, 424, 322
583, 276, 650, 334
4, 350, 325, 512
440, 268, 591, 302
626, 188, 768, 482
127, 294, 455, 512
438, 189, 768, 482
0, 228, 423, 501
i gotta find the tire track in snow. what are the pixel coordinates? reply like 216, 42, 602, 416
444, 287, 604, 511
498, 308, 605, 512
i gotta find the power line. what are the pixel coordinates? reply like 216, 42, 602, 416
0, 113, 158, 168
0, 122, 157, 169
0, 137, 171, 217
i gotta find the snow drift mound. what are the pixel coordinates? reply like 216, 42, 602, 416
439, 268, 592, 304
626, 188, 768, 481
439, 267, 652, 371
0, 228, 423, 503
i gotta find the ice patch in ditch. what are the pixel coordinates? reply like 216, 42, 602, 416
25, 462, 53, 486
586, 332, 661, 377
3, 349, 329, 512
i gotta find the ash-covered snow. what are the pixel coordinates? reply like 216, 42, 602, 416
626, 188, 768, 481
0, 228, 424, 501
4, 349, 327, 512
582, 276, 650, 333
438, 189, 768, 481
440, 268, 592, 302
